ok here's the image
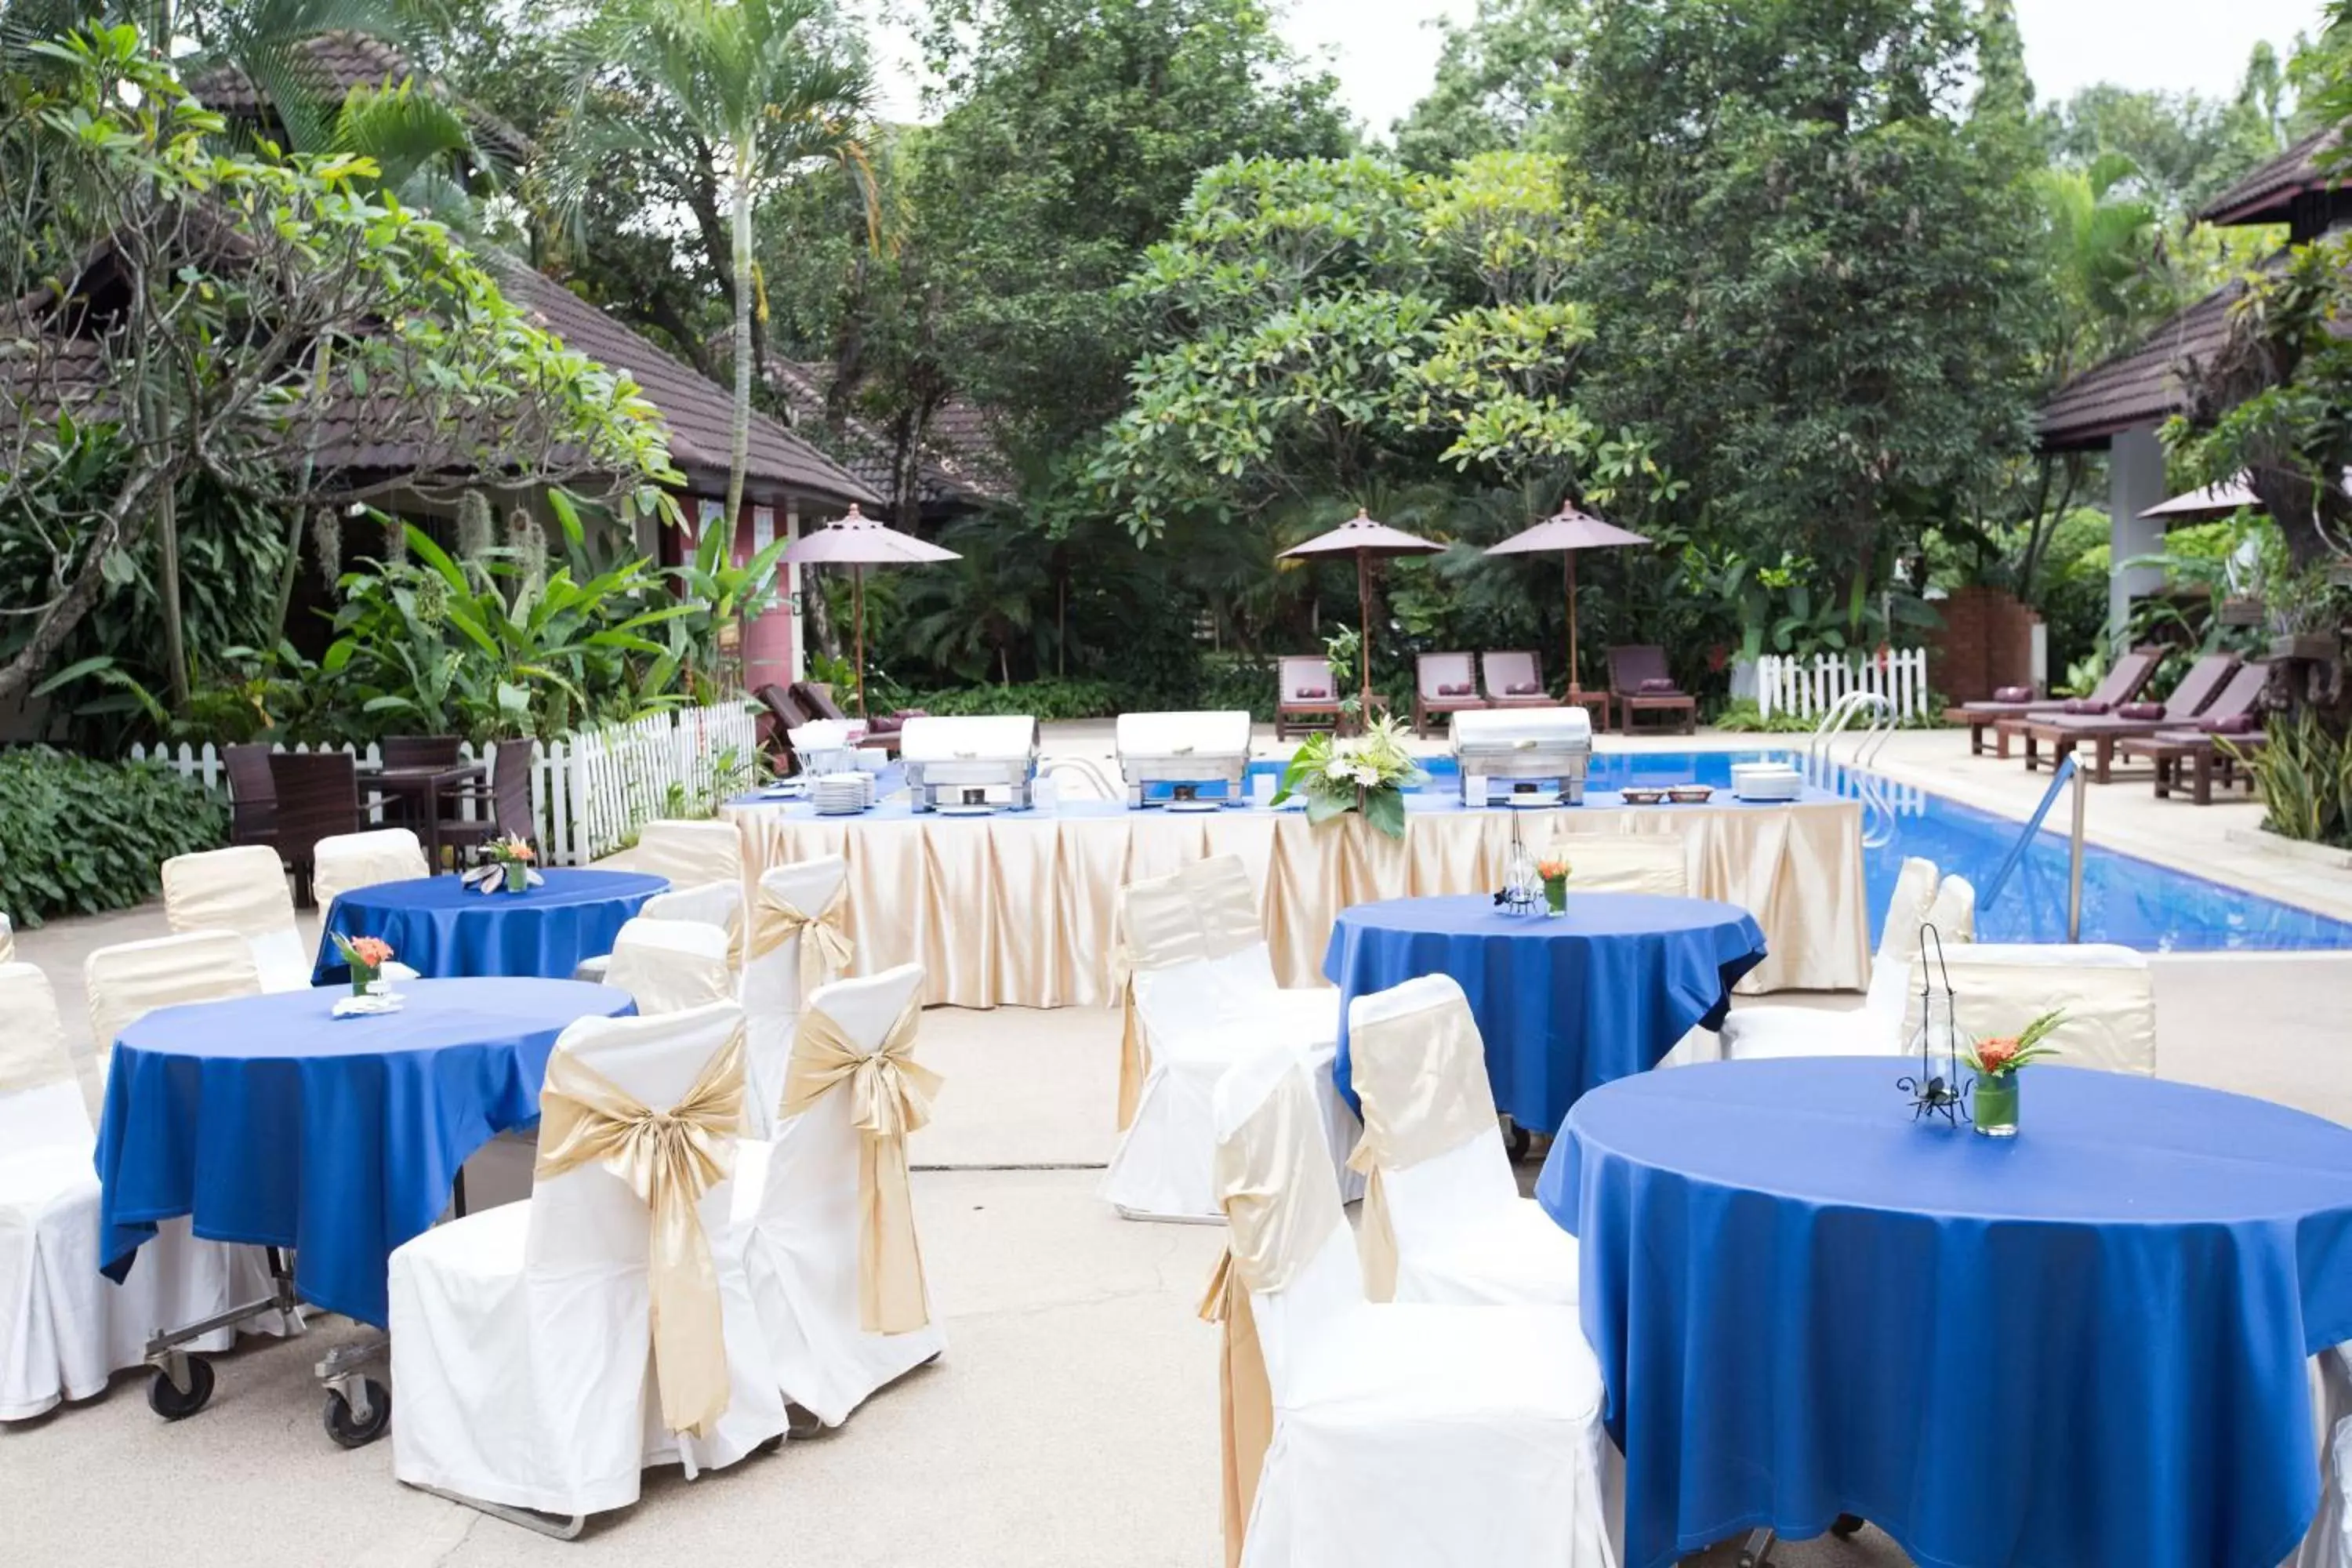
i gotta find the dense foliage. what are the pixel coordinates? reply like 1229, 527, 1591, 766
0, 749, 227, 925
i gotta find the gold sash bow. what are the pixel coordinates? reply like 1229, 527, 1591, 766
1346, 996, 1499, 1301
782, 994, 941, 1334
1110, 944, 1146, 1130
534, 1029, 747, 1438
751, 888, 855, 1001
1199, 1250, 1272, 1568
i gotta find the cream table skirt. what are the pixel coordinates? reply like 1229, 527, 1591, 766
719, 800, 1868, 1010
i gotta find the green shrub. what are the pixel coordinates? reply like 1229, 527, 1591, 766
0, 748, 228, 926
1198, 656, 1276, 722
909, 679, 1121, 720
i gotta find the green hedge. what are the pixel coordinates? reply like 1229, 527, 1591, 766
909, 679, 1120, 720
0, 747, 228, 927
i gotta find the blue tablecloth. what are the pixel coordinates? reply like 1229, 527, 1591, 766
1537, 1059, 2352, 1568
314, 869, 666, 985
1323, 893, 1765, 1135
96, 978, 634, 1327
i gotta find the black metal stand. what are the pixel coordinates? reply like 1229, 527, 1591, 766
1738, 1515, 1867, 1566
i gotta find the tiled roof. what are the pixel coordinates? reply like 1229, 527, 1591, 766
503, 268, 878, 507
2197, 125, 2343, 227
186, 31, 532, 164
764, 359, 1011, 512
2034, 278, 2247, 451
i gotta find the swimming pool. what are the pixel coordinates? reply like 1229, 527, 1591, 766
1243, 750, 2352, 953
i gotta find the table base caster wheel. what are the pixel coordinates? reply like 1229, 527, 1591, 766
1503, 1119, 1533, 1162
325, 1378, 391, 1448
1831, 1513, 1866, 1540
148, 1354, 215, 1421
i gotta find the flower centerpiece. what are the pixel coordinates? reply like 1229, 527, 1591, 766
332, 934, 396, 999
1271, 715, 1425, 840
1964, 1007, 2065, 1138
1535, 854, 1571, 915
486, 833, 535, 893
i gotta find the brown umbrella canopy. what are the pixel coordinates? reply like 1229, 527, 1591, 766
785, 504, 960, 717
1485, 503, 1653, 699
1280, 510, 1443, 713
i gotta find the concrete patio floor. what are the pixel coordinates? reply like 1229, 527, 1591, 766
8, 720, 2351, 1565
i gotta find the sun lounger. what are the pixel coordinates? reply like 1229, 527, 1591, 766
2020, 655, 2249, 782
2116, 723, 2268, 804
1479, 651, 1559, 711
1278, 655, 1344, 740
1412, 652, 1488, 735
1945, 649, 2159, 757
1607, 644, 1696, 735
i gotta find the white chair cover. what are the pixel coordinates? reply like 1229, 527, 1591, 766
1720, 858, 1958, 1062
1555, 831, 1687, 895
737, 963, 946, 1426
0, 912, 13, 963
161, 844, 308, 993
1203, 1055, 1613, 1568
640, 880, 746, 950
314, 828, 430, 910
1900, 941, 2158, 1076
2, 960, 268, 1421
1102, 857, 1359, 1223
604, 918, 736, 1017
633, 821, 745, 901
2298, 1346, 2352, 1568
388, 1001, 786, 1520
1345, 976, 1576, 1306
740, 857, 851, 1137
84, 931, 263, 1059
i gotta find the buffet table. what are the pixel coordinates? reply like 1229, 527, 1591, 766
720, 786, 1865, 1008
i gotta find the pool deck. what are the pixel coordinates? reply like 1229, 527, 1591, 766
7, 718, 2351, 1567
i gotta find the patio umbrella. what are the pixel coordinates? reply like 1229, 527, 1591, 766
1483, 503, 1653, 702
784, 504, 959, 718
1279, 508, 1443, 714
2140, 475, 2259, 521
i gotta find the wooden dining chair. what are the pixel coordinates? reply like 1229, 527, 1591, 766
267, 751, 367, 908
223, 742, 278, 851
381, 735, 463, 770
437, 739, 539, 863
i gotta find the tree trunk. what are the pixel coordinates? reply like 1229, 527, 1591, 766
724, 166, 753, 537
155, 478, 191, 712
0, 464, 172, 706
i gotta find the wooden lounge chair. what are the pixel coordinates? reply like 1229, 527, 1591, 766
2116, 723, 2268, 805
1945, 649, 2159, 758
786, 680, 920, 757
2018, 654, 2247, 783
753, 683, 813, 772
1480, 652, 1559, 710
1412, 652, 1487, 735
1277, 655, 1343, 740
1607, 645, 1696, 735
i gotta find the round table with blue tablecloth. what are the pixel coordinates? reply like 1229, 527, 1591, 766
313, 869, 666, 985
1323, 892, 1766, 1136
1537, 1058, 2352, 1568
95, 978, 634, 1327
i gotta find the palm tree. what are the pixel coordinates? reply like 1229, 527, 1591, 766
550, 0, 873, 533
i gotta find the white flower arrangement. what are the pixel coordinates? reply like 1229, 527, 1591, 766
1271, 716, 1426, 839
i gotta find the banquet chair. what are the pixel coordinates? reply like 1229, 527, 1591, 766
633, 819, 746, 913
1102, 856, 1359, 1223
1899, 942, 2157, 1076
0, 912, 12, 961
313, 827, 430, 911
388, 1001, 786, 1535
604, 918, 737, 1017
1345, 976, 1578, 1306
739, 858, 851, 1138
0, 962, 267, 1421
736, 962, 946, 1429
1203, 1051, 1614, 1568
160, 844, 310, 993
1719, 859, 1976, 1062
2301, 1346, 2352, 1568
1555, 831, 1688, 895
572, 878, 745, 986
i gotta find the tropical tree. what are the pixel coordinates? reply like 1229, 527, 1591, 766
549, 0, 873, 531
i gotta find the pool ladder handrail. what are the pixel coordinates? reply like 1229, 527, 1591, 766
1975, 751, 2088, 941
1806, 691, 1900, 847
1040, 755, 1119, 800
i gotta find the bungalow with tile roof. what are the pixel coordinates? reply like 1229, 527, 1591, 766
2037, 127, 2347, 637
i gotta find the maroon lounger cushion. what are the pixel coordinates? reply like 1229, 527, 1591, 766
2117, 702, 2165, 721
2063, 698, 2110, 715
1639, 677, 1679, 695
1294, 687, 1330, 700
1507, 682, 1542, 695
1436, 682, 1474, 697
1993, 685, 2031, 703
2198, 712, 2259, 735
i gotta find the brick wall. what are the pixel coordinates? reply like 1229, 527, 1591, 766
1929, 586, 2040, 705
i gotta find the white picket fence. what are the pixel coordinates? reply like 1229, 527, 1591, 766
129, 701, 762, 867
1755, 648, 1932, 724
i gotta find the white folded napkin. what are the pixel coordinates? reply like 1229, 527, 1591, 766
462, 864, 546, 895
380, 961, 420, 982
332, 992, 405, 1018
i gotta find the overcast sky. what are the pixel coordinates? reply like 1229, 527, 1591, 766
870, 0, 2330, 133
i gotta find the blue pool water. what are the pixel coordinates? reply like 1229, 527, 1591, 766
1243, 751, 2352, 953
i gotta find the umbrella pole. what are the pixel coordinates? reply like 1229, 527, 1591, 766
1356, 550, 1374, 724
1564, 551, 1581, 700
854, 564, 867, 720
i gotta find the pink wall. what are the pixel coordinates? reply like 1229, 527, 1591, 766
693, 497, 800, 694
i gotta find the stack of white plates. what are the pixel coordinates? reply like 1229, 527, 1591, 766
813, 772, 871, 815
1730, 762, 1803, 802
